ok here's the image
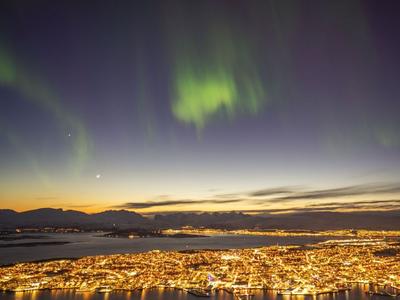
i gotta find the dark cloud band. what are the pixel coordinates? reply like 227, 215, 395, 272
116, 198, 243, 209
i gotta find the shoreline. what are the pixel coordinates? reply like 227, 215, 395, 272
1, 284, 397, 297
0, 241, 71, 248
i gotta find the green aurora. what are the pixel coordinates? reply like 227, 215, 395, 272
0, 46, 90, 176
169, 10, 266, 129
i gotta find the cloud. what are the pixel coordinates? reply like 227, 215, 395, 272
115, 198, 243, 209
116, 182, 400, 212
214, 193, 243, 199
214, 186, 297, 199
249, 183, 400, 203
308, 199, 400, 208
213, 183, 400, 206
248, 187, 296, 197
302, 199, 400, 212
116, 198, 400, 216
242, 199, 400, 215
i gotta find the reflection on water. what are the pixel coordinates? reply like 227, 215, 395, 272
0, 285, 390, 300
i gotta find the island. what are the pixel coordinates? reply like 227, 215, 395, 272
102, 228, 209, 239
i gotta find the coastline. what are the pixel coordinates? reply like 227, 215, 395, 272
1, 284, 398, 298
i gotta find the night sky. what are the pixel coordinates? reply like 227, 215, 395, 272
1, 0, 400, 214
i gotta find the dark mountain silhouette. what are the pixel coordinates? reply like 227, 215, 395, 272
20, 208, 88, 224
0, 208, 148, 228
91, 210, 148, 225
0, 209, 18, 224
0, 208, 399, 230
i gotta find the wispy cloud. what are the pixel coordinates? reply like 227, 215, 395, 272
308, 199, 400, 208
214, 186, 297, 199
217, 183, 400, 203
248, 187, 296, 197
115, 182, 400, 213
115, 199, 243, 209
248, 183, 400, 204
242, 199, 400, 215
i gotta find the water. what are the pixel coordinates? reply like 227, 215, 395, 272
0, 233, 337, 265
0, 285, 389, 300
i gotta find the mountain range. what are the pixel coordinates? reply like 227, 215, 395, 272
0, 208, 399, 230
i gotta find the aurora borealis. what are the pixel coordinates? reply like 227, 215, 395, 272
168, 9, 265, 129
1, 0, 400, 214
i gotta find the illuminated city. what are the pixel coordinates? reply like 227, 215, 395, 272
163, 228, 400, 238
1, 236, 399, 297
